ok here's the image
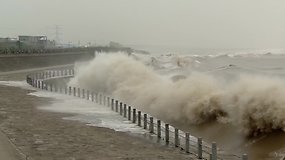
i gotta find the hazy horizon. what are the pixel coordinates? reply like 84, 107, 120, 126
1, 0, 285, 49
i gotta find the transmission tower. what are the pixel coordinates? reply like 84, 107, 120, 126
55, 25, 62, 45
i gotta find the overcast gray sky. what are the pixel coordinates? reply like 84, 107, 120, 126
1, 0, 285, 49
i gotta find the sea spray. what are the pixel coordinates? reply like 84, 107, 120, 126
222, 75, 285, 136
69, 53, 285, 137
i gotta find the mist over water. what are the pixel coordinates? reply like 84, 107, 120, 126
69, 52, 285, 139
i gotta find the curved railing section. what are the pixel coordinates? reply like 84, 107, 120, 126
26, 69, 248, 160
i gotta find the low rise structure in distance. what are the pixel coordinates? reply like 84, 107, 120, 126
0, 35, 56, 50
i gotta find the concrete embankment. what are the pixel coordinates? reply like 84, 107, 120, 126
0, 51, 94, 72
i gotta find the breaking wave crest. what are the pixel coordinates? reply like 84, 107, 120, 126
69, 53, 285, 137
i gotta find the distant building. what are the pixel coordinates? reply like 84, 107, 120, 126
18, 35, 55, 49
0, 37, 16, 43
0, 35, 59, 50
0, 37, 19, 49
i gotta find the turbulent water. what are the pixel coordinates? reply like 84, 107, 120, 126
69, 50, 285, 159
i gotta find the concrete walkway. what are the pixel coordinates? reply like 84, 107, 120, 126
0, 131, 22, 160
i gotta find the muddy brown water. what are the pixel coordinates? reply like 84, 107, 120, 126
175, 121, 285, 160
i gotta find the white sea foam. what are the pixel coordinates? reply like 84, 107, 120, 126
30, 91, 147, 134
69, 52, 285, 136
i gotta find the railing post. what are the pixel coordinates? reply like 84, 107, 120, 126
212, 142, 217, 160
36, 80, 38, 88
99, 94, 102, 105
165, 124, 169, 144
50, 83, 53, 92
128, 106, 131, 121
42, 81, 45, 90
175, 128, 179, 147
149, 117, 154, 133
41, 81, 44, 90
37, 81, 41, 89
103, 96, 106, 106
143, 114, 147, 129
123, 104, 127, 117
157, 120, 161, 138
242, 154, 248, 160
95, 93, 98, 103
119, 102, 123, 115
185, 132, 190, 153
137, 111, 141, 127
73, 87, 76, 96
41, 80, 44, 90
198, 137, 203, 159
38, 80, 41, 89
111, 99, 114, 110
132, 109, 136, 123
115, 100, 118, 112
34, 79, 37, 88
